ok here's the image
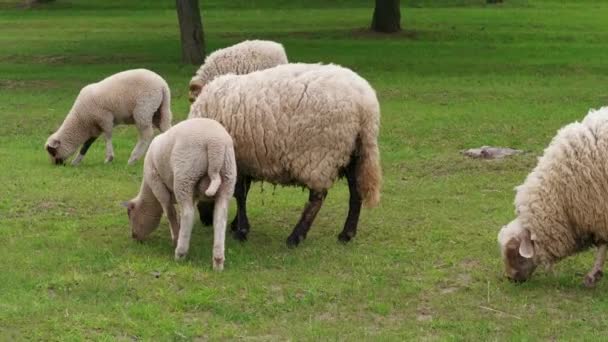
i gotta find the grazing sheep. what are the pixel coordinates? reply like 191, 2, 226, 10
189, 63, 382, 247
45, 69, 172, 166
188, 40, 288, 103
122, 118, 236, 271
498, 107, 608, 287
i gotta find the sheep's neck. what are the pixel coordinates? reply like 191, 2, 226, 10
58, 111, 93, 149
137, 181, 163, 218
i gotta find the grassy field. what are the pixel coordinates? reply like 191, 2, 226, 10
1, 0, 608, 339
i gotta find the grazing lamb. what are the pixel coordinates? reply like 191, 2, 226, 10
498, 106, 608, 287
45, 69, 172, 166
189, 63, 382, 247
122, 118, 236, 271
188, 40, 288, 103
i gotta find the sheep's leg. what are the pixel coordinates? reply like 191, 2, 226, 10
197, 201, 215, 226
232, 176, 252, 241
338, 157, 362, 243
147, 176, 180, 247
100, 125, 114, 163
286, 190, 327, 248
211, 191, 230, 271
128, 125, 154, 165
584, 244, 607, 288
71, 136, 97, 166
174, 175, 197, 260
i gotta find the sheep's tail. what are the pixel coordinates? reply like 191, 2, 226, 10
356, 99, 382, 208
156, 82, 173, 132
204, 143, 227, 197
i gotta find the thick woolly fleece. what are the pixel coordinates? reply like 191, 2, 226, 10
188, 40, 288, 102
45, 69, 172, 165
128, 118, 236, 270
502, 107, 608, 265
189, 63, 382, 207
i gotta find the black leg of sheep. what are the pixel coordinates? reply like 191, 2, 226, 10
338, 156, 362, 243
286, 190, 328, 248
197, 201, 215, 226
232, 176, 252, 241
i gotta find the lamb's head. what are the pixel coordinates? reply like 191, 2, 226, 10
122, 200, 162, 242
45, 133, 77, 165
188, 79, 205, 104
498, 218, 538, 282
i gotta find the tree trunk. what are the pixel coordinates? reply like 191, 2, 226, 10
176, 0, 205, 65
371, 0, 401, 33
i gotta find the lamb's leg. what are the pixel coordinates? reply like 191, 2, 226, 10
584, 244, 607, 288
148, 177, 180, 247
128, 125, 153, 165
174, 176, 196, 260
71, 136, 98, 166
286, 190, 327, 248
197, 201, 215, 226
338, 156, 362, 243
211, 191, 230, 271
232, 176, 252, 241
101, 127, 114, 163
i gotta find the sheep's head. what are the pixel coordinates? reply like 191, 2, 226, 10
45, 134, 76, 165
498, 219, 538, 282
122, 200, 162, 242
188, 79, 205, 104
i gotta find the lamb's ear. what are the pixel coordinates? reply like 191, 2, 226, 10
47, 138, 60, 149
519, 229, 535, 258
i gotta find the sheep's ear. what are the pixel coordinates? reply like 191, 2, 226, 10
120, 201, 134, 210
47, 138, 60, 149
519, 229, 535, 258
189, 80, 204, 95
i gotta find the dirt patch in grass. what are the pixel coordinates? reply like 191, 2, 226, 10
0, 79, 60, 91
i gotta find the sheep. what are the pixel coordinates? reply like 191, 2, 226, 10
189, 63, 382, 247
498, 106, 608, 287
188, 40, 288, 103
45, 69, 172, 166
122, 118, 236, 271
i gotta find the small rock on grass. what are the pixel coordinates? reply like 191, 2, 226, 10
462, 146, 523, 160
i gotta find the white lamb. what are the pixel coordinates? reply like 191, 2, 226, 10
122, 118, 236, 271
498, 107, 608, 287
188, 40, 288, 103
45, 69, 172, 166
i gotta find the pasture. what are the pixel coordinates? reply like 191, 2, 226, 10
1, 0, 607, 339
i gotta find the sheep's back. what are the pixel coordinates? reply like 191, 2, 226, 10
190, 64, 378, 191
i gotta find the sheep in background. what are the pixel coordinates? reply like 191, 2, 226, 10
45, 69, 172, 166
498, 107, 608, 287
188, 40, 288, 103
190, 63, 381, 247
123, 118, 236, 271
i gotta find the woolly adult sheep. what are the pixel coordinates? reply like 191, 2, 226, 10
498, 107, 608, 287
122, 118, 236, 271
189, 63, 382, 247
45, 69, 172, 166
188, 40, 288, 103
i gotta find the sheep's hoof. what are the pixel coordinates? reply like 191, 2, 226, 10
174, 249, 188, 261
337, 231, 355, 243
232, 229, 248, 242
286, 234, 303, 248
127, 157, 137, 165
584, 270, 603, 288
105, 156, 114, 163
213, 257, 224, 271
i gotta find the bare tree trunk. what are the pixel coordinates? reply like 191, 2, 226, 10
176, 0, 205, 65
371, 0, 401, 33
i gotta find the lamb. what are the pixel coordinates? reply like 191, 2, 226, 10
188, 40, 288, 103
122, 118, 236, 271
498, 106, 608, 287
45, 69, 172, 166
189, 63, 382, 247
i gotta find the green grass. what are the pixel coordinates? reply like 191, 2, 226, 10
1, 0, 608, 339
